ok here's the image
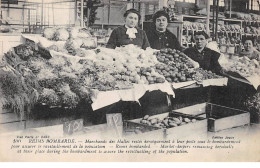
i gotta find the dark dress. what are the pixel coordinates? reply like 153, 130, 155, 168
146, 27, 181, 51
183, 47, 222, 74
106, 26, 150, 50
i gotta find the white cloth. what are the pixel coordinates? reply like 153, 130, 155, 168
125, 25, 137, 39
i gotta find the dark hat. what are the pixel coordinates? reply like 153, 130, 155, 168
124, 9, 141, 20
152, 10, 170, 23
242, 36, 254, 44
194, 31, 210, 39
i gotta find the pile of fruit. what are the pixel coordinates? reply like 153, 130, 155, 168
95, 45, 165, 85
40, 27, 96, 56
223, 56, 260, 77
191, 68, 222, 82
154, 48, 221, 82
139, 114, 197, 129
244, 92, 260, 123
154, 48, 195, 83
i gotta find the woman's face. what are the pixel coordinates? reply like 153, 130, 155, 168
195, 35, 207, 50
244, 40, 253, 52
125, 13, 139, 28
155, 16, 168, 32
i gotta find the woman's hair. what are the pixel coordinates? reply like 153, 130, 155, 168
123, 9, 141, 20
194, 31, 210, 39
152, 10, 170, 23
242, 36, 253, 44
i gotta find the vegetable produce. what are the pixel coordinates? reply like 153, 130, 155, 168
222, 56, 260, 77
243, 92, 260, 123
0, 64, 39, 118
139, 114, 197, 129
54, 28, 70, 41
154, 48, 220, 82
43, 27, 56, 40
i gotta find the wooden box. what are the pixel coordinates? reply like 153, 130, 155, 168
206, 103, 250, 132
0, 108, 25, 133
123, 111, 207, 139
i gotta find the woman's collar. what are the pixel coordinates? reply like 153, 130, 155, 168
125, 25, 136, 29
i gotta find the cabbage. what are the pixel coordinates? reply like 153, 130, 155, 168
55, 28, 69, 41
43, 28, 56, 40
59, 84, 79, 108
39, 88, 60, 106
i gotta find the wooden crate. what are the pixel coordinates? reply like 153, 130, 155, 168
123, 111, 207, 139
206, 103, 250, 132
0, 108, 25, 133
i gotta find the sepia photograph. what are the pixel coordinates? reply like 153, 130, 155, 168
0, 0, 259, 162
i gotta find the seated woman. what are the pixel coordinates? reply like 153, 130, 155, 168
183, 31, 223, 74
240, 39, 260, 60
146, 10, 181, 51
106, 9, 150, 50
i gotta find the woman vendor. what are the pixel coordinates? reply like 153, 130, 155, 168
183, 31, 223, 74
240, 38, 260, 60
106, 9, 150, 50
146, 10, 181, 51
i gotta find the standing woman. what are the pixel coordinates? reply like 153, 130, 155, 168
146, 10, 181, 51
106, 9, 150, 49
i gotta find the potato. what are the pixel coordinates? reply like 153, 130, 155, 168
180, 76, 187, 82
172, 117, 181, 124
134, 129, 142, 134
159, 123, 165, 126
171, 72, 177, 78
178, 116, 183, 122
146, 67, 152, 73
162, 119, 169, 126
184, 118, 191, 123
156, 77, 165, 83
173, 77, 178, 82
154, 124, 160, 127
173, 54, 179, 58
146, 72, 152, 76
125, 76, 130, 81
157, 118, 162, 123
177, 73, 182, 78
150, 118, 157, 125
147, 76, 154, 81
143, 115, 149, 120
129, 76, 135, 82
142, 120, 148, 124
180, 122, 187, 125
169, 122, 178, 127
166, 77, 172, 82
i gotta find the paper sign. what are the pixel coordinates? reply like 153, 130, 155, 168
63, 119, 84, 135
106, 113, 123, 127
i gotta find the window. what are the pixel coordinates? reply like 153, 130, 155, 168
252, 0, 260, 11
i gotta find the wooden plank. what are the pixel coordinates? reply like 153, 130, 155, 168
25, 116, 76, 129
173, 103, 206, 116
209, 113, 250, 132
206, 103, 249, 118
0, 108, 12, 114
0, 112, 21, 124
164, 120, 207, 139
0, 121, 25, 132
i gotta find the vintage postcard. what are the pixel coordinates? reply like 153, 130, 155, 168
0, 0, 260, 162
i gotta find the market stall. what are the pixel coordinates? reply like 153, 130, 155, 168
0, 0, 259, 137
